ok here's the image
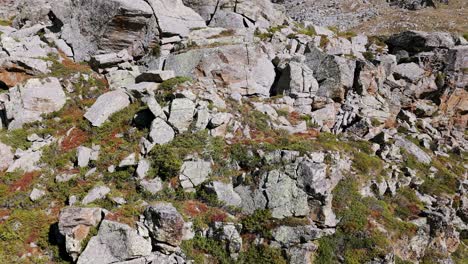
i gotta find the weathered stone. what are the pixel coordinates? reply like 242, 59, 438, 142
393, 63, 425, 83
84, 90, 131, 127
165, 44, 275, 97
272, 225, 331, 247
53, 0, 159, 61
4, 78, 66, 129
7, 150, 42, 173
90, 50, 133, 69
179, 159, 212, 191
0, 141, 14, 171
304, 45, 355, 101
107, 69, 140, 90
119, 153, 137, 167
145, 0, 206, 37
168, 98, 195, 133
234, 185, 268, 215
394, 136, 432, 164
136, 159, 151, 179
387, 30, 455, 52
205, 181, 242, 207
139, 178, 163, 195
77, 220, 152, 264
30, 187, 46, 201
207, 222, 242, 256
58, 207, 104, 260
143, 203, 185, 248
149, 118, 175, 145
275, 60, 319, 97
263, 170, 310, 219
82, 185, 111, 205
77, 146, 92, 168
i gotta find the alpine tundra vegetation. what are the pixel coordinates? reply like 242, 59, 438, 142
0, 0, 466, 263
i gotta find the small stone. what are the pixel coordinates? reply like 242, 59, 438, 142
139, 178, 164, 195
82, 186, 111, 205
77, 146, 92, 168
119, 153, 137, 167
30, 188, 46, 201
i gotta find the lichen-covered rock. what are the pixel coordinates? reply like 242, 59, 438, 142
4, 78, 66, 129
168, 98, 196, 133
179, 159, 212, 191
263, 170, 310, 219
84, 90, 131, 127
58, 207, 104, 261
0, 141, 14, 171
82, 185, 111, 205
143, 203, 185, 249
205, 181, 242, 207
77, 220, 152, 264
165, 44, 276, 97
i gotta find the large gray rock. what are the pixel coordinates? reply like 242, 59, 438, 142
139, 177, 164, 195
143, 203, 185, 248
207, 222, 242, 256
234, 185, 268, 215
272, 225, 331, 247
149, 118, 175, 145
0, 141, 14, 171
387, 30, 455, 52
179, 159, 212, 191
168, 98, 196, 133
263, 170, 310, 219
393, 63, 426, 83
7, 150, 42, 173
395, 136, 432, 165
145, 0, 206, 37
165, 44, 275, 97
296, 160, 330, 200
60, 0, 159, 61
84, 90, 131, 127
275, 60, 319, 97
4, 78, 66, 129
113, 252, 186, 264
58, 207, 104, 261
304, 45, 356, 101
77, 220, 152, 264
205, 181, 242, 207
184, 0, 285, 29
90, 50, 133, 69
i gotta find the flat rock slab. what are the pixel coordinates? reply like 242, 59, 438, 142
84, 90, 130, 127
5, 77, 66, 129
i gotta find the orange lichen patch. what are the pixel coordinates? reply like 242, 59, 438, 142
169, 176, 180, 188
8, 171, 40, 192
0, 71, 30, 87
59, 52, 91, 73
288, 111, 302, 125
183, 200, 209, 218
74, 225, 91, 241
295, 129, 320, 139
60, 128, 89, 151
0, 209, 10, 223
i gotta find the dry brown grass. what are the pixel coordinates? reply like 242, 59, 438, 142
353, 0, 468, 35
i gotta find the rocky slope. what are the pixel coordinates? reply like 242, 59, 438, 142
0, 0, 466, 263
